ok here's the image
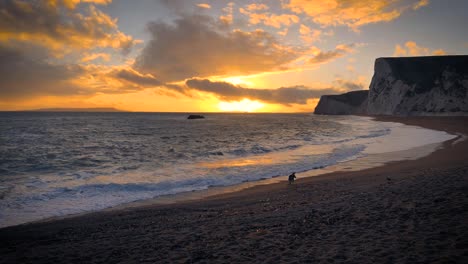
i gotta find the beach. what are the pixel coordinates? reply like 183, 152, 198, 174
1, 116, 467, 263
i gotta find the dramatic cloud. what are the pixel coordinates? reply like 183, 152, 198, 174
185, 79, 342, 106
393, 41, 447, 56
0, 44, 87, 99
81, 53, 111, 63
284, 0, 429, 30
308, 44, 357, 64
239, 7, 300, 28
0, 43, 166, 100
0, 0, 449, 112
135, 14, 300, 82
75, 64, 177, 95
0, 6, 217, 102
112, 69, 162, 87
0, 0, 137, 53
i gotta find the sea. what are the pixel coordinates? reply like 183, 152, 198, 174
0, 112, 456, 228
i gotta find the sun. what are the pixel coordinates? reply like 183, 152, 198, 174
218, 98, 264, 112
222, 76, 253, 86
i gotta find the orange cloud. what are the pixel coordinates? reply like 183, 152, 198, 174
393, 41, 447, 56
186, 79, 342, 106
245, 3, 269, 11
277, 28, 289, 36
308, 44, 358, 64
220, 2, 235, 24
60, 0, 113, 10
196, 3, 211, 9
81, 53, 111, 62
240, 6, 299, 28
299, 24, 321, 43
0, 0, 138, 54
432, 49, 447, 55
74, 65, 170, 95
284, 0, 430, 30
135, 15, 301, 82
413, 0, 429, 10
0, 41, 173, 103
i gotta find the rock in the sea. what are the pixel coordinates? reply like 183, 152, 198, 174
314, 90, 368, 115
187, 114, 205, 119
368, 55, 468, 116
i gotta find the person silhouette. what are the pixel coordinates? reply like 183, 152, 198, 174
288, 172, 296, 184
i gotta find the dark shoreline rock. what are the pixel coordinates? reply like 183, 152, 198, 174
187, 114, 205, 119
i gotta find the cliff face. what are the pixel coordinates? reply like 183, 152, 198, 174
314, 90, 368, 115
368, 56, 468, 115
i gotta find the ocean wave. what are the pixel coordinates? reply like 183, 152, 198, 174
0, 142, 369, 228
0, 113, 455, 227
355, 128, 391, 139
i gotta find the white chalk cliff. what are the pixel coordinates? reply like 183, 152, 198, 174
368, 56, 468, 115
314, 56, 468, 116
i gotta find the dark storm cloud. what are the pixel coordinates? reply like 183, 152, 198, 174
185, 79, 342, 105
135, 14, 300, 82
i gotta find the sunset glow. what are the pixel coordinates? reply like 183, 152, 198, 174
218, 99, 265, 112
221, 76, 254, 87
0, 0, 466, 112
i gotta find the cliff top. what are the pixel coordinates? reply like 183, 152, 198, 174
375, 55, 468, 94
320, 90, 368, 107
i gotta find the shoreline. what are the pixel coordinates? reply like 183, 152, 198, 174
1, 116, 467, 263
162, 115, 467, 205
4, 115, 456, 227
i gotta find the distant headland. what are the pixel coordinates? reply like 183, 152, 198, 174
27, 108, 124, 112
315, 55, 468, 116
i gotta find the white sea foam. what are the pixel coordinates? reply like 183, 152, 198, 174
0, 113, 456, 227
340, 117, 456, 154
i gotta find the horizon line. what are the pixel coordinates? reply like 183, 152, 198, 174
0, 110, 314, 114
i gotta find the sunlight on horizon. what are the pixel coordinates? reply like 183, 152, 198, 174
218, 98, 265, 112
0, 0, 463, 113
221, 76, 254, 87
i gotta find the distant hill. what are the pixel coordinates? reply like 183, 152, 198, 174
29, 108, 124, 112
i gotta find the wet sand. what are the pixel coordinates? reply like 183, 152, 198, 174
1, 116, 467, 263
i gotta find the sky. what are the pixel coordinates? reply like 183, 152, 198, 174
0, 0, 467, 112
